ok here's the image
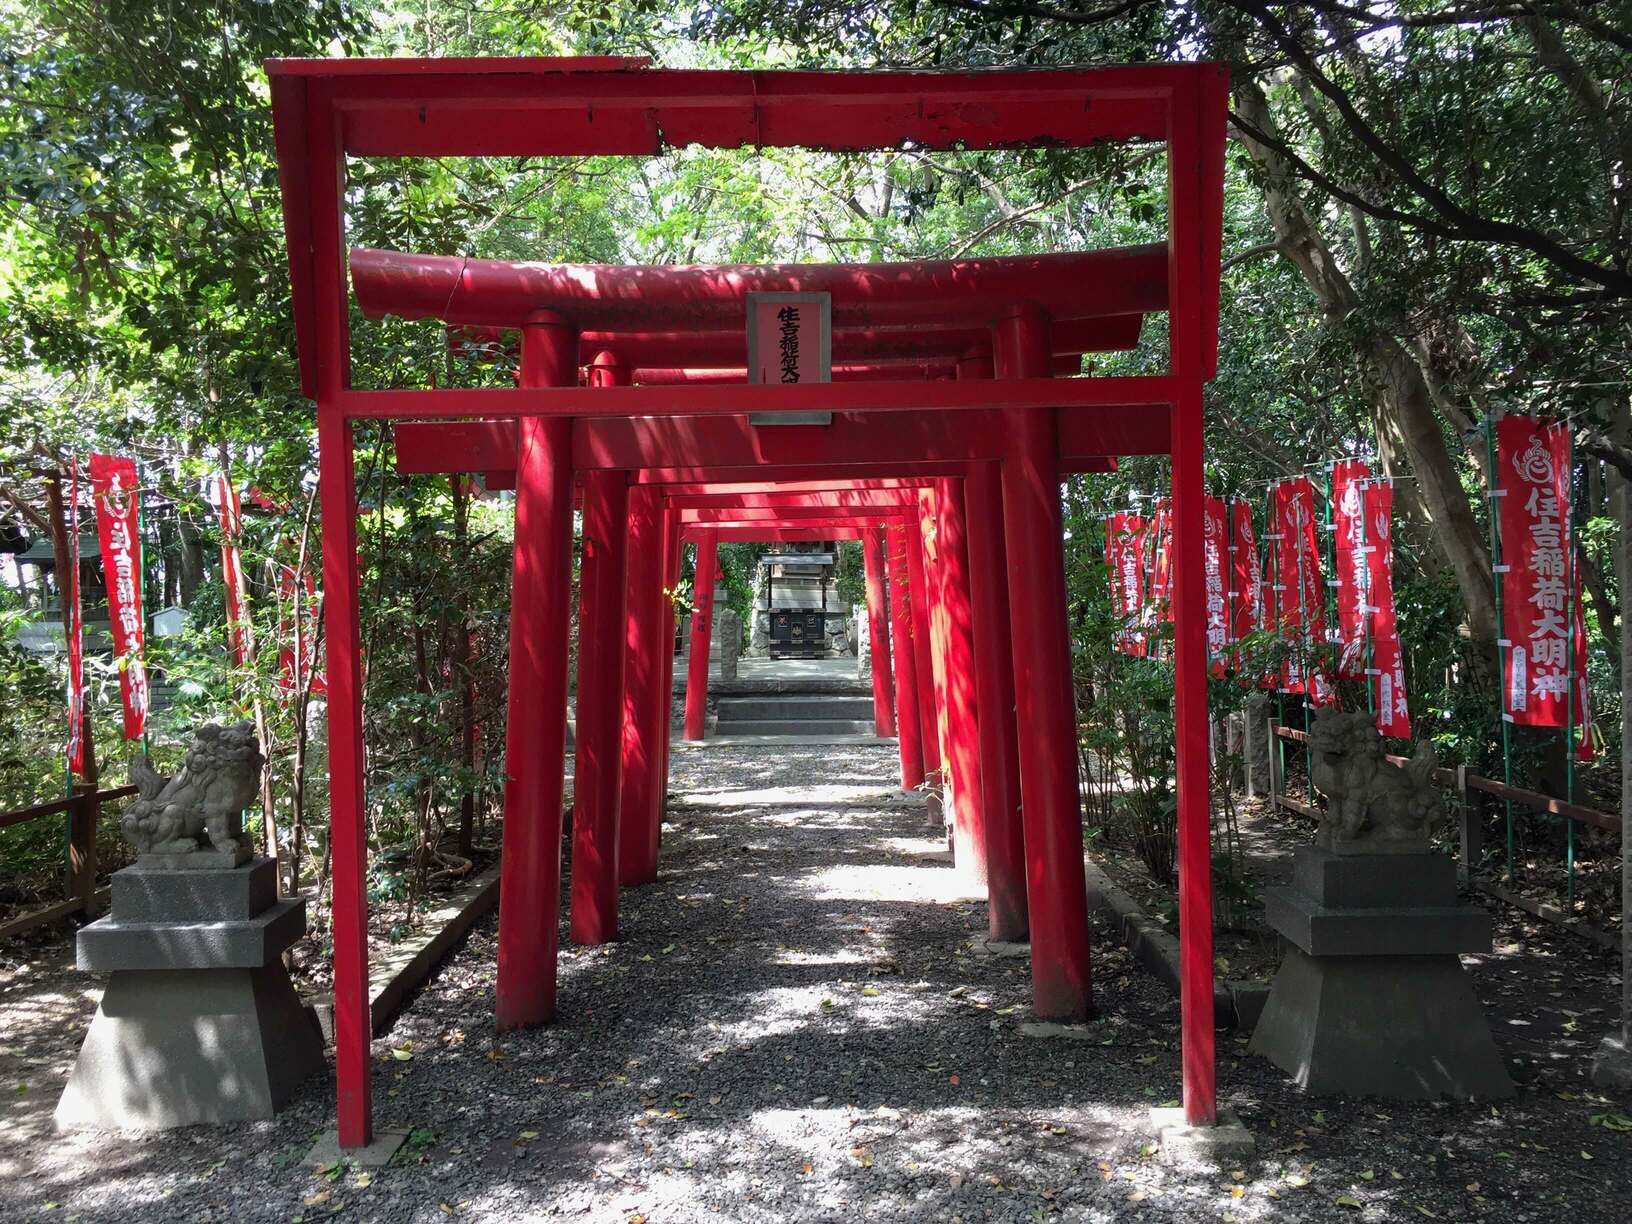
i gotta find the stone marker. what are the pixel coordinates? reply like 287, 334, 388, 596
56, 722, 323, 1129
1249, 710, 1514, 1100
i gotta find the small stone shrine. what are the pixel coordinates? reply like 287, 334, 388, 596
749, 548, 848, 657
56, 722, 323, 1129
1249, 710, 1514, 1100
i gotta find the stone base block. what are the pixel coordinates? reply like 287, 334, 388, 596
77, 897, 306, 971
306, 1126, 412, 1168
55, 964, 325, 1129
112, 856, 277, 923
1250, 946, 1513, 1100
1151, 1105, 1256, 1165
1590, 1034, 1632, 1093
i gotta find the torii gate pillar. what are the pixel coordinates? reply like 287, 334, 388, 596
496, 311, 578, 1027
683, 532, 718, 740
861, 529, 896, 737
620, 486, 665, 885
995, 304, 1093, 1020
885, 525, 925, 790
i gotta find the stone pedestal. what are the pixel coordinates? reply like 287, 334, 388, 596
56, 856, 324, 1129
1249, 847, 1513, 1100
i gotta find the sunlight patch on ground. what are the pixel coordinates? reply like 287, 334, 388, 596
673, 784, 906, 807
799, 863, 986, 905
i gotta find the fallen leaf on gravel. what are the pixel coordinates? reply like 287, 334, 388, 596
861, 985, 880, 997
1415, 1208, 1438, 1219
1135, 1055, 1157, 1066
518, 1130, 539, 1141
353, 1173, 372, 1189
391, 1044, 412, 1061
1359, 1170, 1375, 1181
303, 1191, 331, 1207
1335, 1194, 1362, 1208
439, 1204, 455, 1216
1229, 1186, 1245, 1199
1285, 1174, 1309, 1188
851, 1146, 874, 1168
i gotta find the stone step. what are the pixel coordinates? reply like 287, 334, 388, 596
714, 719, 876, 737
716, 695, 874, 721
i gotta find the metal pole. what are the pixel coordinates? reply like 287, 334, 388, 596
1485, 418, 1516, 880
1564, 425, 1577, 908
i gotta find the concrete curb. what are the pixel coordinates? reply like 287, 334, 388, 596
1082, 858, 1268, 1032
306, 861, 501, 1042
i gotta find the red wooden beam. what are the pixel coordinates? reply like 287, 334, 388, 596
453, 315, 1140, 367
351, 244, 1166, 332
265, 62, 1183, 162
686, 527, 863, 543
392, 408, 1163, 479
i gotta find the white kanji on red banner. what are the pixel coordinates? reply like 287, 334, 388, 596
89, 453, 148, 740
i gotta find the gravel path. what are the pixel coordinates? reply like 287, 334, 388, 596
4, 741, 1631, 1222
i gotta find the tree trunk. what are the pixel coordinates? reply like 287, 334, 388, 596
1231, 78, 1498, 673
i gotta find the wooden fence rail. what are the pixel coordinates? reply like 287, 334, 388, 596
0, 784, 137, 942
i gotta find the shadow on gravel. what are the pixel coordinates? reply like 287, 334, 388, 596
7, 743, 1632, 1223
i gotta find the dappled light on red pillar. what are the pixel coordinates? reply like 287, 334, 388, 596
569, 467, 629, 946
905, 515, 941, 785
496, 312, 577, 1028
683, 532, 718, 741
659, 511, 682, 805
886, 526, 925, 791
619, 486, 665, 886
995, 304, 1093, 1022
964, 458, 1028, 942
861, 529, 896, 738
317, 408, 370, 1147
934, 477, 986, 883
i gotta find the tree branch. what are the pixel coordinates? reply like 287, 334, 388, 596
1226, 0, 1632, 295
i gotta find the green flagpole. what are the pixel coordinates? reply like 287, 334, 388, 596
1564, 424, 1577, 910
1485, 418, 1515, 880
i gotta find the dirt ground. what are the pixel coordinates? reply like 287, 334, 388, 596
2, 742, 1629, 1223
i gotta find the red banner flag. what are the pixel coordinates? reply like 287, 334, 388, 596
1203, 495, 1229, 674
89, 454, 148, 739
66, 458, 86, 775
276, 562, 325, 703
1271, 477, 1331, 702
1363, 482, 1410, 737
1496, 418, 1575, 729
1106, 512, 1149, 656
1149, 499, 1173, 633
1331, 459, 1374, 680
1228, 499, 1263, 643
211, 476, 250, 668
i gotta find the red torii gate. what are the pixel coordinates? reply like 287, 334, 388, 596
267, 56, 1227, 1150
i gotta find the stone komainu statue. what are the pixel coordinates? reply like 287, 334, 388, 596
122, 722, 263, 856
1308, 709, 1439, 850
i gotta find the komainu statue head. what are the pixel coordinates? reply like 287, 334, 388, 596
1308, 709, 1439, 852
121, 722, 262, 861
